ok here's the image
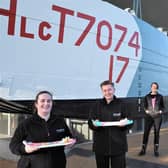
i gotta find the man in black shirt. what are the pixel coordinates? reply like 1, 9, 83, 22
88, 80, 132, 168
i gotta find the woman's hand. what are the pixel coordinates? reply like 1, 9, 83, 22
24, 144, 39, 153
145, 110, 149, 114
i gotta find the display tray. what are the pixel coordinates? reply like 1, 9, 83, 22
92, 118, 133, 127
23, 138, 76, 149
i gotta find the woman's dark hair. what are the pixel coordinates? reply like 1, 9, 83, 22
100, 80, 114, 88
151, 82, 159, 89
35, 90, 53, 102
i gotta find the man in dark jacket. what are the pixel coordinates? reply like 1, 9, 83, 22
88, 80, 132, 168
139, 82, 164, 157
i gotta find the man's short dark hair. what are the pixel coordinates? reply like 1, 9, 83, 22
100, 80, 114, 88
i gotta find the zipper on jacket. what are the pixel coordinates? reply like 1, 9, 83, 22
43, 121, 50, 138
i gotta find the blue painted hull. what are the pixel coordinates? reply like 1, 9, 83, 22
128, 17, 168, 97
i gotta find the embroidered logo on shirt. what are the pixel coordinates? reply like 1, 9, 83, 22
56, 128, 65, 133
113, 112, 121, 116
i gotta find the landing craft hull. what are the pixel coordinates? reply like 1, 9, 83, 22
0, 0, 168, 117
0, 0, 143, 100
128, 18, 168, 97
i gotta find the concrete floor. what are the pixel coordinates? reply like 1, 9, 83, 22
1, 127, 168, 168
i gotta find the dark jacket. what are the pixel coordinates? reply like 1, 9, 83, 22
144, 93, 164, 118
9, 113, 72, 168
88, 97, 131, 156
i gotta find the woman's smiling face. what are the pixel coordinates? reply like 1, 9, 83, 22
35, 93, 53, 117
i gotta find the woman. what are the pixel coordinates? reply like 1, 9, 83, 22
139, 82, 164, 157
10, 91, 72, 168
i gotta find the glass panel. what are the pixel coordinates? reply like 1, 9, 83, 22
0, 113, 18, 138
